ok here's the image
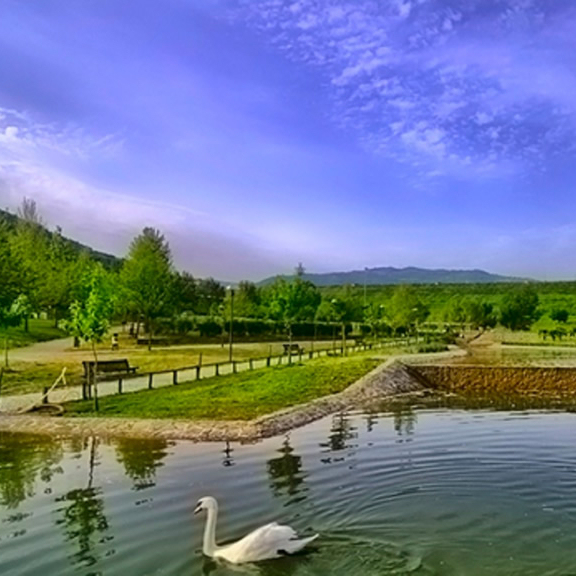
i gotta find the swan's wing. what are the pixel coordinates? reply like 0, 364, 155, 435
215, 522, 316, 564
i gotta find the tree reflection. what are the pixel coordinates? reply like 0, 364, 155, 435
115, 437, 171, 490
56, 436, 110, 568
0, 432, 63, 509
320, 413, 358, 463
266, 436, 307, 504
391, 404, 417, 438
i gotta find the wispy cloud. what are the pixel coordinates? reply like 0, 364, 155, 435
229, 0, 576, 178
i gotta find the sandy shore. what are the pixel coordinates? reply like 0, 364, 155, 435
0, 350, 463, 442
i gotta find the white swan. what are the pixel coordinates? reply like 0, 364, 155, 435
194, 496, 318, 564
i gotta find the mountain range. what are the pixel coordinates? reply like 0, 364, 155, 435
258, 266, 529, 286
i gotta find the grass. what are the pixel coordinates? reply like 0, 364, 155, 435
63, 353, 383, 420
0, 318, 66, 348
0, 334, 377, 396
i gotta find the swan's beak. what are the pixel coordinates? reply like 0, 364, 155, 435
193, 504, 203, 515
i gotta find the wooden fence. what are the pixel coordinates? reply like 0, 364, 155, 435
81, 340, 394, 400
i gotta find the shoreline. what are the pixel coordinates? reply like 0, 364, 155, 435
0, 350, 463, 442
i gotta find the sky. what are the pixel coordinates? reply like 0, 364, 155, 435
1, 0, 576, 281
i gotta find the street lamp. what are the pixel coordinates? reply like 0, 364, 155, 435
363, 267, 368, 309
226, 286, 235, 362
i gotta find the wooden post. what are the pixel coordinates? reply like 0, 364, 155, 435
93, 379, 99, 412
173, 370, 178, 385
215, 363, 219, 376
249, 358, 254, 370
118, 378, 123, 394
42, 386, 49, 404
233, 361, 237, 374
196, 365, 201, 380
267, 356, 271, 367
148, 373, 154, 389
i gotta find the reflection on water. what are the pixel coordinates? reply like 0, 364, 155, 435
320, 413, 358, 464
0, 432, 63, 509
391, 404, 417, 438
54, 437, 110, 568
266, 436, 306, 505
115, 436, 171, 490
222, 441, 235, 468
3, 403, 576, 575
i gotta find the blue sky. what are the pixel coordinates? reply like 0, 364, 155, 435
1, 0, 576, 281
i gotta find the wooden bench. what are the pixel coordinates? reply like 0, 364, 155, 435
283, 343, 305, 355
82, 359, 138, 380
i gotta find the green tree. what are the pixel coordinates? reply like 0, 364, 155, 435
464, 298, 497, 330
195, 277, 225, 315
231, 281, 262, 318
550, 308, 569, 323
120, 228, 175, 349
389, 285, 429, 334
499, 284, 540, 331
267, 277, 320, 357
66, 265, 114, 408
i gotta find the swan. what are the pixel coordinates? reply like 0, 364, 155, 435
194, 496, 318, 564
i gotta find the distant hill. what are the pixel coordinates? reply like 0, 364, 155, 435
259, 266, 529, 287
0, 208, 122, 269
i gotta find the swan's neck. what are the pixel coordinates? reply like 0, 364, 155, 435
203, 506, 219, 557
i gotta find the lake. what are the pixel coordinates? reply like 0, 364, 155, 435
2, 405, 576, 575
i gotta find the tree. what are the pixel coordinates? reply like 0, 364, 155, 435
120, 228, 174, 349
389, 285, 429, 334
464, 298, 497, 330
231, 281, 262, 318
195, 277, 225, 315
66, 265, 114, 408
550, 308, 569, 323
173, 271, 198, 312
266, 277, 320, 358
499, 284, 540, 331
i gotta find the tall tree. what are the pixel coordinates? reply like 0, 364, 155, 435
389, 285, 429, 334
267, 277, 320, 355
499, 284, 540, 331
120, 228, 174, 349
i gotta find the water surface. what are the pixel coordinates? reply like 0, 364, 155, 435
2, 406, 576, 575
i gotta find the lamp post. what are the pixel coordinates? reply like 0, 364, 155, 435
227, 286, 235, 362
363, 267, 368, 309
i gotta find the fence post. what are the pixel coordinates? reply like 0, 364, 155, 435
148, 373, 154, 389
267, 356, 271, 367
249, 359, 254, 370
118, 378, 123, 394
196, 365, 201, 380
233, 361, 237, 374
215, 363, 219, 376
173, 370, 178, 385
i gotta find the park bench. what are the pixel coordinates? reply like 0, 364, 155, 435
283, 343, 305, 355
82, 359, 138, 381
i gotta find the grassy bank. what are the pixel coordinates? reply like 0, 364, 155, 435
64, 354, 383, 420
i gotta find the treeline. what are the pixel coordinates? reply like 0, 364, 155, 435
1, 200, 571, 347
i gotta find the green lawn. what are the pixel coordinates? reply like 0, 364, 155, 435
64, 354, 383, 420
0, 318, 66, 348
